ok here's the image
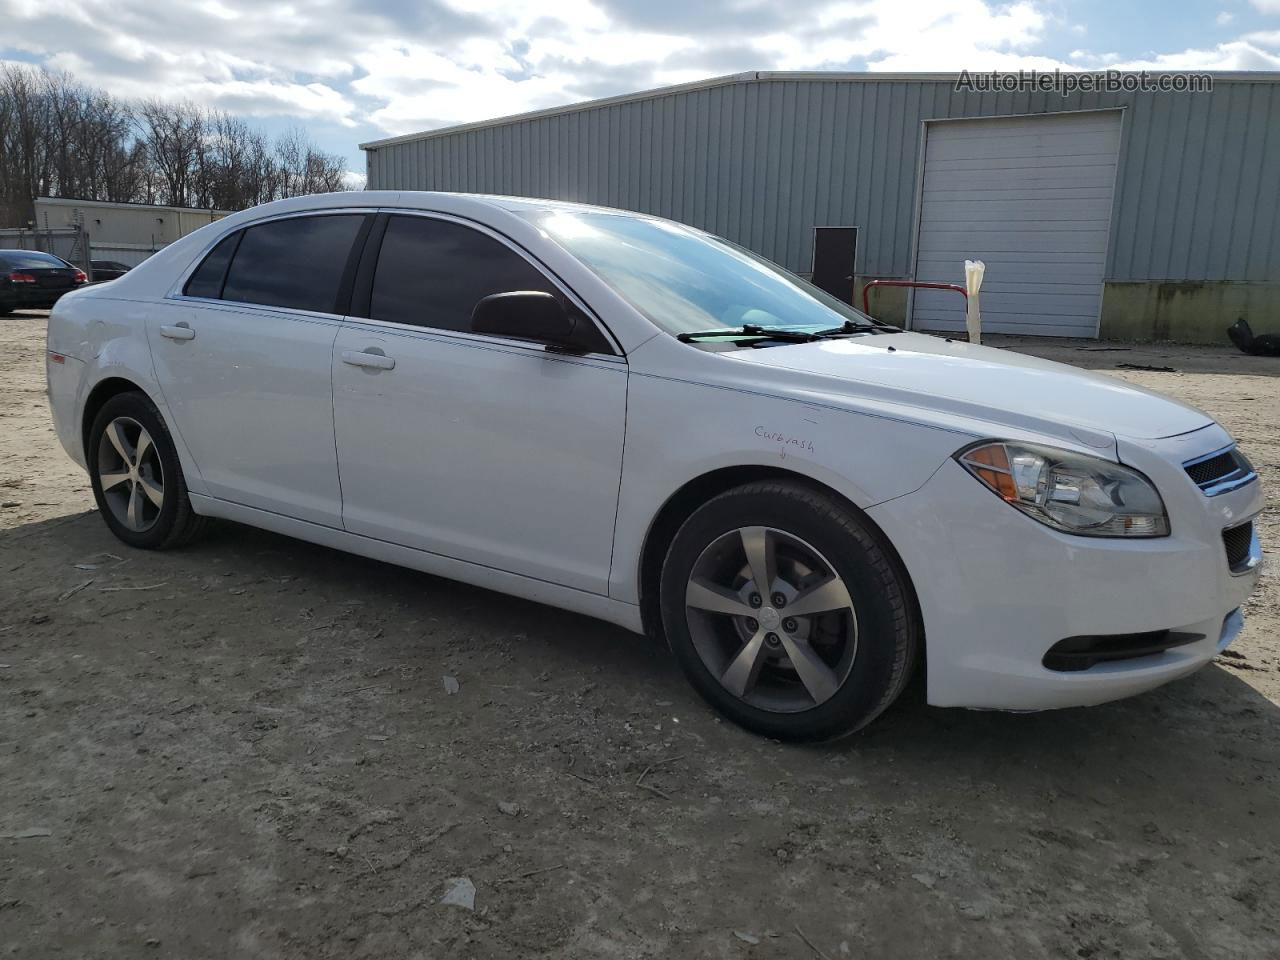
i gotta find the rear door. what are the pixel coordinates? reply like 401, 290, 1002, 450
331, 212, 627, 594
149, 212, 370, 527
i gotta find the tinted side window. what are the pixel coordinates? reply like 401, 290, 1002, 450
222, 214, 365, 313
183, 232, 241, 299
370, 216, 607, 351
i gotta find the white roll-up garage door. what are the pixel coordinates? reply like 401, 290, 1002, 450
910, 110, 1122, 338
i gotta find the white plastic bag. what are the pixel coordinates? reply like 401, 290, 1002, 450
964, 259, 985, 345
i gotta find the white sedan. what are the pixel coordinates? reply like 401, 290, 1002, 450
45, 192, 1262, 740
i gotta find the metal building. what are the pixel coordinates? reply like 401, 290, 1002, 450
30, 197, 231, 267
361, 71, 1280, 343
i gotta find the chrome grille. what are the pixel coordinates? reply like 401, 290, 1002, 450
1183, 445, 1255, 496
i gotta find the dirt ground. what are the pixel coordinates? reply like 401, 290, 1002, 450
1, 309, 1278, 960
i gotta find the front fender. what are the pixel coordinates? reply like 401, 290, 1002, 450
608, 371, 966, 604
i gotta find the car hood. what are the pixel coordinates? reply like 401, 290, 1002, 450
726, 332, 1213, 442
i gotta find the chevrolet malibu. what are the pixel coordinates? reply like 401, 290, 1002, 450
45, 192, 1263, 740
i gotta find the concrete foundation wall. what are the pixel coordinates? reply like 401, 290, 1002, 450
855, 279, 1279, 343
1100, 281, 1280, 344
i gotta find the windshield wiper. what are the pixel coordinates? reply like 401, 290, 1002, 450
677, 324, 821, 343
677, 321, 900, 344
814, 320, 901, 336
742, 324, 823, 341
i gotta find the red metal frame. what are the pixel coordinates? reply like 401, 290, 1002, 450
862, 280, 967, 319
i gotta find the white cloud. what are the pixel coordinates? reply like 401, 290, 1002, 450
190, 80, 359, 126
787, 0, 1078, 74
346, 1, 710, 135
1217, 11, 1235, 24
1106, 40, 1280, 71
351, 42, 576, 133
4, 0, 1276, 147
0, 0, 422, 123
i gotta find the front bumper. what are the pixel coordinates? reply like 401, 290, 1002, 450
867, 425, 1262, 711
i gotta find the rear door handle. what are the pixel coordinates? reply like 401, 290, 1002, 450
342, 349, 395, 370
159, 323, 196, 341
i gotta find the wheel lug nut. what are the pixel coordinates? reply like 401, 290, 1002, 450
771, 593, 786, 608
746, 618, 759, 632
749, 593, 762, 608
783, 618, 797, 632
765, 632, 780, 647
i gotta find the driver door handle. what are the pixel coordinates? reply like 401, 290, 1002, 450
159, 323, 196, 340
342, 350, 395, 371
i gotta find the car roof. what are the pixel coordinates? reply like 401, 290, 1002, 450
211, 190, 657, 223
458, 193, 652, 217
0, 249, 68, 261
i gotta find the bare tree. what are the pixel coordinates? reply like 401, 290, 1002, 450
0, 63, 351, 224
41, 72, 143, 205
0, 64, 54, 224
136, 99, 205, 207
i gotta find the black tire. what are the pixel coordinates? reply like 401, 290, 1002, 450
87, 391, 208, 550
659, 480, 920, 741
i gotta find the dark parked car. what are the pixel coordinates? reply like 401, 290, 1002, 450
90, 259, 131, 282
0, 250, 87, 314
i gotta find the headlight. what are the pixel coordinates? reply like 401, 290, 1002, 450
956, 441, 1169, 538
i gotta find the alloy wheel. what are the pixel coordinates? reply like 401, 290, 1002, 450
97, 416, 165, 532
684, 525, 858, 713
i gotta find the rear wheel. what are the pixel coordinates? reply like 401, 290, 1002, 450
659, 480, 919, 740
88, 392, 207, 549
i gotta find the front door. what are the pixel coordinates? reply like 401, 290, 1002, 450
331, 213, 627, 595
149, 212, 369, 527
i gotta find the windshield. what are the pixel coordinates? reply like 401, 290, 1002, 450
529, 211, 877, 336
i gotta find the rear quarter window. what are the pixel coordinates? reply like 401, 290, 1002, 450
183, 233, 242, 299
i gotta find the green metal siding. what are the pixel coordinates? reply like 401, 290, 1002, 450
363, 74, 1280, 286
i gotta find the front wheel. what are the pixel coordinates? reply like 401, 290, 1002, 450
87, 391, 207, 549
659, 480, 920, 741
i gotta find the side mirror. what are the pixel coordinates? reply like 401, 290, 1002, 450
471, 291, 584, 351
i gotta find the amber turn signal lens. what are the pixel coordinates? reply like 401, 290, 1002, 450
959, 443, 1017, 500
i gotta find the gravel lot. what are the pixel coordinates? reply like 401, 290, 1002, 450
2, 308, 1277, 959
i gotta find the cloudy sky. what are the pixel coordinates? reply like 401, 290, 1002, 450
4, 0, 1280, 181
